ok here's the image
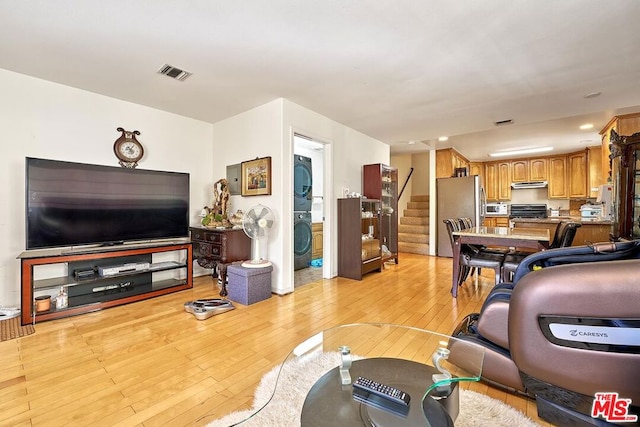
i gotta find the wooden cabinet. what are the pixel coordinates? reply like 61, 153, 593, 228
484, 162, 498, 201
529, 158, 549, 181
483, 216, 509, 227
587, 146, 602, 198
338, 198, 382, 280
363, 163, 399, 264
548, 156, 568, 199
497, 161, 511, 200
600, 112, 640, 184
511, 160, 528, 182
610, 130, 640, 239
20, 242, 192, 325
567, 150, 588, 198
190, 227, 251, 296
312, 222, 323, 259
511, 158, 548, 183
436, 148, 470, 178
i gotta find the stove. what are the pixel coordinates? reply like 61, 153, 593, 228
509, 204, 548, 219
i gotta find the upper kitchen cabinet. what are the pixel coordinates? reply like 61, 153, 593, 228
484, 161, 511, 201
511, 159, 529, 182
548, 156, 568, 199
600, 112, 640, 184
484, 162, 498, 201
567, 150, 588, 198
497, 161, 511, 200
436, 148, 470, 178
469, 162, 484, 189
587, 146, 602, 198
529, 158, 549, 181
610, 130, 640, 240
511, 158, 548, 183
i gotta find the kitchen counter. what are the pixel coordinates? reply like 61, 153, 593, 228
510, 216, 612, 226
511, 217, 612, 245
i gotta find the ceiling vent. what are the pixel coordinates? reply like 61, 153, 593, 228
157, 64, 192, 81
494, 119, 513, 126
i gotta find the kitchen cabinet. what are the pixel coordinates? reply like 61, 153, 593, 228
511, 160, 529, 183
483, 216, 510, 227
567, 150, 588, 198
587, 146, 602, 198
511, 158, 548, 183
312, 222, 323, 259
484, 162, 498, 201
600, 112, 640, 184
337, 198, 382, 280
435, 148, 470, 178
529, 158, 549, 181
548, 156, 568, 199
512, 219, 611, 246
497, 161, 511, 200
610, 130, 640, 239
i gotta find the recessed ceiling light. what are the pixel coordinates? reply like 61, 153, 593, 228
438, 136, 448, 142
584, 92, 601, 99
407, 140, 416, 145
579, 123, 594, 130
489, 146, 553, 157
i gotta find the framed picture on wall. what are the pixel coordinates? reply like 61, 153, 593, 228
241, 156, 272, 196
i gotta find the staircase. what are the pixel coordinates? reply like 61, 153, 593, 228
398, 195, 430, 255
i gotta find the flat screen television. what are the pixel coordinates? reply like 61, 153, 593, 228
26, 157, 190, 250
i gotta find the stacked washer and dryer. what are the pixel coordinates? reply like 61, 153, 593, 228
294, 155, 313, 271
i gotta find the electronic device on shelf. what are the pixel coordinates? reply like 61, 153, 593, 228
98, 262, 150, 277
241, 204, 275, 268
184, 298, 235, 320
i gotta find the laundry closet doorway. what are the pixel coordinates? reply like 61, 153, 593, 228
293, 134, 325, 287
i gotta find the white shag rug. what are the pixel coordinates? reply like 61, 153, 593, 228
208, 352, 540, 427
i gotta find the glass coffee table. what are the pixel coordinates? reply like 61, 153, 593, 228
235, 323, 485, 426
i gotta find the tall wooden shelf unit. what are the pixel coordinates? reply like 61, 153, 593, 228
610, 130, 640, 240
363, 163, 399, 265
338, 198, 382, 280
20, 242, 193, 325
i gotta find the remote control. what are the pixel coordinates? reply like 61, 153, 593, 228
353, 376, 410, 406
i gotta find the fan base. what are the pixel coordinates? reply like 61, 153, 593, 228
242, 260, 273, 268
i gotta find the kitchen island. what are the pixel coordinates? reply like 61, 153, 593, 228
511, 217, 612, 245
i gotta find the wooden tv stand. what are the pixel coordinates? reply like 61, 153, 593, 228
19, 241, 193, 325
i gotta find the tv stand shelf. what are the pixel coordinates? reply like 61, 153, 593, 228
19, 242, 193, 325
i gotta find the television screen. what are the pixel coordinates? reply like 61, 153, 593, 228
26, 158, 190, 250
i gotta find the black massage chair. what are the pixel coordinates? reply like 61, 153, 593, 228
452, 240, 640, 426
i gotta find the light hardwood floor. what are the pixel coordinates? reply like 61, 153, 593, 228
0, 253, 552, 426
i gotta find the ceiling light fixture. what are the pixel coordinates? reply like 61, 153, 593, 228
489, 146, 553, 158
584, 92, 601, 99
438, 136, 448, 142
579, 123, 594, 130
408, 140, 416, 145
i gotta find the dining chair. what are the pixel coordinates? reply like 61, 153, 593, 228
500, 220, 582, 282
443, 218, 505, 289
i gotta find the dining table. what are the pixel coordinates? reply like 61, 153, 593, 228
450, 226, 551, 297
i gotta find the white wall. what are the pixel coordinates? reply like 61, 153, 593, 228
0, 69, 214, 305
1, 69, 391, 305
212, 99, 390, 295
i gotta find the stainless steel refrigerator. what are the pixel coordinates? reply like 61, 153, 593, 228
436, 175, 486, 257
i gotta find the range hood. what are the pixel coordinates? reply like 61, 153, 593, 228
511, 181, 548, 189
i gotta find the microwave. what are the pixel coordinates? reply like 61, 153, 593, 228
485, 203, 508, 216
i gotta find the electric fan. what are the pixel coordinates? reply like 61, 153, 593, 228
242, 204, 275, 268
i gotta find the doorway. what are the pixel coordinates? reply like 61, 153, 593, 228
293, 134, 324, 287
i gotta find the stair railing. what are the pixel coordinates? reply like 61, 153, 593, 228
398, 167, 414, 200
